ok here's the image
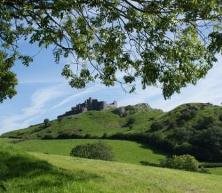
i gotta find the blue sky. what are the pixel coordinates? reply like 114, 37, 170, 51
0, 43, 221, 134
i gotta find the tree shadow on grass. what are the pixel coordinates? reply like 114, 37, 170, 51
0, 151, 100, 192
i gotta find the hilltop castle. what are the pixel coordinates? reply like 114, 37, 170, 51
58, 97, 117, 118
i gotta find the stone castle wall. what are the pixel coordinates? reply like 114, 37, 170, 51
58, 97, 117, 118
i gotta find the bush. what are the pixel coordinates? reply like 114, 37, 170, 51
161, 155, 200, 172
102, 133, 108, 138
43, 119, 50, 128
123, 117, 135, 128
70, 142, 114, 161
219, 114, 222, 122
191, 127, 222, 161
150, 122, 163, 131
195, 116, 214, 130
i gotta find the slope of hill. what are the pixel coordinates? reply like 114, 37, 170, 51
2, 102, 222, 162
148, 103, 222, 161
1, 141, 222, 193
2, 104, 163, 139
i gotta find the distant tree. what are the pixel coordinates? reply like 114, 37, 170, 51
43, 119, 50, 128
150, 122, 163, 131
191, 127, 222, 161
0, 1, 222, 102
124, 117, 135, 128
195, 116, 214, 130
219, 114, 222, 122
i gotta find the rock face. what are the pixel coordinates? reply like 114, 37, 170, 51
58, 97, 117, 118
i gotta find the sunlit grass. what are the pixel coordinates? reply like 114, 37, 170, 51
12, 139, 165, 164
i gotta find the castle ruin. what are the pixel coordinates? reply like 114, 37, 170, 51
58, 97, 117, 118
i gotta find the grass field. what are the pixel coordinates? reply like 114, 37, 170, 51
1, 141, 222, 193
208, 167, 222, 175
33, 153, 222, 193
11, 139, 165, 165
2, 138, 222, 175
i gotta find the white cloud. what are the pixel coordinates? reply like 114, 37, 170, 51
0, 85, 67, 134
116, 57, 222, 111
50, 84, 105, 110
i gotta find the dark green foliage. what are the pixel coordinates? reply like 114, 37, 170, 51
161, 155, 200, 172
43, 119, 50, 128
191, 127, 222, 161
150, 122, 163, 132
147, 103, 222, 162
0, 52, 17, 102
219, 114, 222, 122
102, 133, 108, 139
195, 116, 214, 130
70, 142, 113, 161
123, 117, 135, 129
0, 1, 222, 102
201, 162, 222, 168
176, 106, 197, 123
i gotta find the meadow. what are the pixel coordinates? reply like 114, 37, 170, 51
1, 141, 222, 193
11, 139, 165, 165
3, 138, 222, 175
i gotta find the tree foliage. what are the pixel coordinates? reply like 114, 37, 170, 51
161, 154, 200, 172
0, 0, 222, 101
43, 118, 50, 128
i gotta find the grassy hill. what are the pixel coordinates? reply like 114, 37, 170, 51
2, 104, 163, 139
148, 103, 222, 161
2, 102, 222, 162
1, 140, 222, 193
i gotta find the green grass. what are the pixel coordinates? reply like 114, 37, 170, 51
2, 107, 163, 139
12, 139, 166, 165
1, 137, 222, 193
33, 152, 222, 193
0, 143, 101, 193
208, 167, 222, 175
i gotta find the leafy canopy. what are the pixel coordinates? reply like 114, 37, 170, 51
0, 0, 222, 102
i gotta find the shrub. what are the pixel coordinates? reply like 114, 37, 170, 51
191, 127, 222, 161
102, 133, 108, 138
43, 119, 50, 128
219, 114, 222, 122
70, 142, 113, 161
174, 142, 193, 154
195, 116, 214, 130
57, 117, 63, 122
161, 155, 200, 172
150, 122, 163, 131
123, 117, 135, 128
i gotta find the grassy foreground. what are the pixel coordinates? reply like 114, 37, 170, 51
1, 139, 222, 193
12, 139, 165, 164
33, 152, 222, 193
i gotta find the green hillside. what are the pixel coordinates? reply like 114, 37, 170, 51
1, 141, 222, 193
148, 103, 222, 162
2, 104, 163, 139
9, 139, 166, 165
2, 102, 222, 162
